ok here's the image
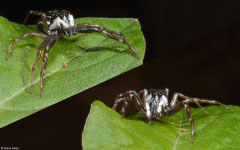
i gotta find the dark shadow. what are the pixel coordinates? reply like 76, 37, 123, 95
17, 43, 39, 49
83, 46, 130, 55
59, 36, 79, 43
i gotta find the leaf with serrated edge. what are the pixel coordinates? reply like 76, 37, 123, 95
0, 16, 145, 128
82, 101, 240, 150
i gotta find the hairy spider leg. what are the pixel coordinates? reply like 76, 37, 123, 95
120, 98, 132, 118
183, 98, 235, 113
170, 93, 189, 108
171, 93, 205, 115
139, 89, 153, 123
120, 90, 146, 117
23, 11, 49, 33
30, 38, 49, 94
170, 92, 209, 114
112, 90, 145, 118
184, 104, 194, 143
40, 35, 58, 97
112, 93, 128, 110
194, 101, 209, 115
6, 32, 47, 60
75, 23, 140, 60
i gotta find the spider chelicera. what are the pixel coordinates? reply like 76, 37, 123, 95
6, 10, 140, 97
112, 88, 235, 142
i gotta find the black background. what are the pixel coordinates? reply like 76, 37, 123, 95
0, 0, 240, 149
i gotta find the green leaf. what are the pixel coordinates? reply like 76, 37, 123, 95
0, 17, 145, 128
82, 101, 240, 150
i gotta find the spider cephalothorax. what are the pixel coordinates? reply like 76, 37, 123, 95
37, 10, 75, 35
112, 88, 235, 142
6, 10, 140, 96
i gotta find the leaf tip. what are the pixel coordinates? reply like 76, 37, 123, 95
92, 100, 105, 107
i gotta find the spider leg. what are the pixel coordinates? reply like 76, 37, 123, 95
30, 38, 49, 94
139, 89, 154, 123
74, 23, 140, 60
112, 93, 128, 110
112, 90, 145, 118
164, 88, 169, 97
6, 32, 47, 60
165, 102, 184, 116
170, 93, 212, 114
170, 92, 189, 108
184, 104, 194, 143
194, 102, 209, 115
23, 11, 49, 33
119, 97, 131, 118
164, 101, 195, 142
183, 98, 235, 113
39, 35, 58, 97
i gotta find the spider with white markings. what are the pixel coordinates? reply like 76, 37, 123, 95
112, 88, 235, 142
6, 10, 140, 96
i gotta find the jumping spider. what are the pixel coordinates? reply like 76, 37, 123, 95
112, 88, 235, 142
6, 10, 140, 97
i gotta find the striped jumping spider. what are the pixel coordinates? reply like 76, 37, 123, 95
112, 88, 235, 142
6, 10, 139, 96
